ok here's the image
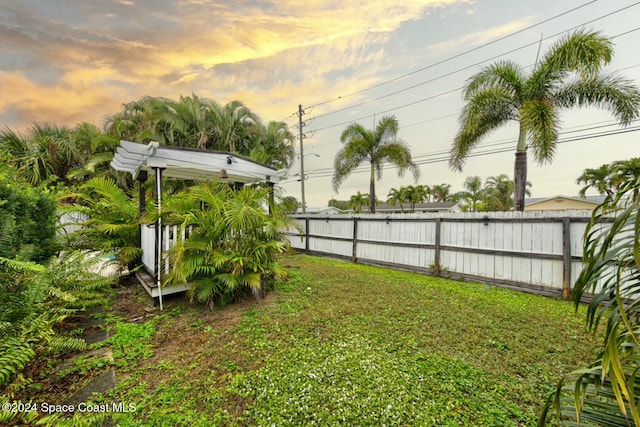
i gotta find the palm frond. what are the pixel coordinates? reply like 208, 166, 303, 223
463, 60, 526, 99
554, 74, 640, 126
520, 98, 560, 163
542, 177, 640, 425
539, 29, 613, 80
450, 88, 515, 170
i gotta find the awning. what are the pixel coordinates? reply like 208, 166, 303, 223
111, 140, 281, 184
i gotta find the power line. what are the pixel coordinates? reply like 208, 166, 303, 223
307, 14, 640, 130
287, 125, 640, 181
303, 0, 602, 110
297, 3, 640, 138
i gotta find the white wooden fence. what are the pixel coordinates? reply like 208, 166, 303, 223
140, 223, 194, 278
286, 211, 598, 298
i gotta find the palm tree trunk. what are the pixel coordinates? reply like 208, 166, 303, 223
514, 152, 527, 211
370, 162, 376, 213
513, 124, 528, 211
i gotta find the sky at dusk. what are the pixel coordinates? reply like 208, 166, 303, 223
1, 0, 640, 208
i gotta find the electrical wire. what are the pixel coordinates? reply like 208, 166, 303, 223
280, 124, 640, 182
301, 0, 602, 110
290, 2, 640, 140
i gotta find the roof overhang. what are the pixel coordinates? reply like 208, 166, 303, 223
110, 141, 280, 184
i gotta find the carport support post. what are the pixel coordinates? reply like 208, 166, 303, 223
153, 167, 165, 311
137, 170, 148, 248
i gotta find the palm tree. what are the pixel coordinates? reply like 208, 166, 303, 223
333, 115, 419, 213
431, 183, 451, 203
576, 164, 614, 197
157, 182, 296, 307
405, 185, 428, 212
450, 29, 640, 211
0, 123, 78, 186
248, 120, 295, 169
463, 175, 483, 211
61, 177, 142, 272
279, 196, 300, 214
387, 187, 409, 213
484, 174, 525, 211
214, 100, 258, 154
540, 177, 640, 425
349, 191, 369, 213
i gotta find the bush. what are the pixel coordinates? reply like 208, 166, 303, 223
155, 181, 300, 307
0, 163, 57, 263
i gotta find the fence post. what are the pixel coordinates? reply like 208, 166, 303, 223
305, 218, 310, 254
434, 218, 441, 276
352, 218, 358, 263
562, 217, 571, 300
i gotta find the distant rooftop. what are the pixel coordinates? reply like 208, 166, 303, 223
524, 195, 606, 206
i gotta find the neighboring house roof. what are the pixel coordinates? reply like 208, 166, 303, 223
357, 202, 462, 213
524, 195, 606, 211
295, 206, 344, 215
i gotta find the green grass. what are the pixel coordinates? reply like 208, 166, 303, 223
93, 255, 598, 426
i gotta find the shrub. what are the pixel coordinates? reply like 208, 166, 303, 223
155, 181, 300, 307
60, 176, 142, 272
0, 162, 57, 263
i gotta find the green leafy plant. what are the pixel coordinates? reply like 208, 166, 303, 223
0, 252, 113, 399
0, 161, 58, 263
153, 181, 300, 308
540, 177, 640, 426
61, 176, 142, 272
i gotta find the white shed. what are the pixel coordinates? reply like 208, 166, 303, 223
111, 140, 282, 309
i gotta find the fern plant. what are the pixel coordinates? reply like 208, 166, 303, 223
150, 181, 300, 308
0, 252, 113, 394
540, 177, 640, 426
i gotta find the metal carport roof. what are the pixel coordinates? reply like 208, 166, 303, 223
110, 140, 280, 184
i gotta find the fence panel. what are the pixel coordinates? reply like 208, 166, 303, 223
291, 211, 597, 297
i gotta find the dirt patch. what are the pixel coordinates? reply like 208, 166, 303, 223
107, 277, 279, 391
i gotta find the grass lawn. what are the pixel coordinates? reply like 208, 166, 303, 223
88, 255, 599, 426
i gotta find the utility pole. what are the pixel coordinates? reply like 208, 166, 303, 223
298, 104, 307, 214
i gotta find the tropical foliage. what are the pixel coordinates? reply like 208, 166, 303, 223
61, 177, 142, 272
0, 162, 58, 263
151, 181, 298, 308
540, 176, 640, 426
0, 122, 120, 188
382, 175, 523, 213
333, 115, 419, 213
279, 195, 301, 214
349, 191, 370, 213
577, 158, 640, 197
450, 29, 640, 211
0, 252, 113, 425
105, 95, 295, 169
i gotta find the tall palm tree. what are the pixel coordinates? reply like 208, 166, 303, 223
484, 174, 515, 211
387, 187, 409, 213
333, 115, 419, 213
214, 100, 258, 154
450, 29, 640, 211
248, 120, 295, 169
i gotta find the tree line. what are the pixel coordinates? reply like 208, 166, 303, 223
0, 95, 295, 189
